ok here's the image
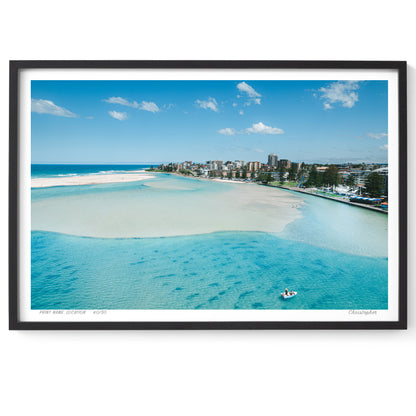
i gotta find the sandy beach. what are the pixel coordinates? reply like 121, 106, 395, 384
31, 173, 156, 188
211, 178, 247, 184
32, 175, 304, 238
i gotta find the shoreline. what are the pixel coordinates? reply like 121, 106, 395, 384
272, 185, 388, 214
31, 173, 156, 188
167, 172, 388, 214
161, 171, 252, 185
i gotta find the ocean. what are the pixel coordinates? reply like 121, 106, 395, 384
31, 164, 388, 310
31, 164, 154, 178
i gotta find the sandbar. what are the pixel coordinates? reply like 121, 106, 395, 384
31, 173, 156, 188
32, 176, 304, 238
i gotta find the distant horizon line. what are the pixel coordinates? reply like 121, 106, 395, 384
32, 160, 388, 165
32, 162, 162, 165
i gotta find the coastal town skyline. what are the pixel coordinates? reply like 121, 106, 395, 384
31, 80, 388, 164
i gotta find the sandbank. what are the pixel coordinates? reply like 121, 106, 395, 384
32, 176, 304, 238
31, 173, 156, 188
211, 178, 247, 184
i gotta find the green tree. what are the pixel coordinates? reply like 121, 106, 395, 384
316, 172, 323, 187
241, 167, 247, 179
346, 174, 355, 188
235, 170, 240, 179
259, 172, 273, 184
288, 164, 298, 182
322, 165, 340, 188
306, 165, 318, 187
364, 172, 384, 197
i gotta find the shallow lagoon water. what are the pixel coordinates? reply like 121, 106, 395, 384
31, 169, 388, 310
280, 190, 387, 257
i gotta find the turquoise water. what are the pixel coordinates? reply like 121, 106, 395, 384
31, 165, 388, 310
31, 231, 387, 310
280, 190, 388, 258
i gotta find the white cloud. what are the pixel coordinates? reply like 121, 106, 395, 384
239, 110, 244, 115
379, 144, 388, 150
244, 122, 284, 135
163, 103, 175, 110
237, 82, 261, 98
218, 128, 236, 136
195, 97, 218, 112
232, 103, 237, 107
236, 82, 262, 106
253, 148, 264, 153
218, 122, 284, 135
368, 132, 388, 140
108, 110, 127, 121
31, 99, 78, 118
319, 81, 360, 109
139, 101, 160, 113
103, 96, 160, 113
103, 96, 139, 108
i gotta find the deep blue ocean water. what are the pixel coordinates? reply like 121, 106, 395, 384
31, 164, 152, 178
31, 165, 388, 310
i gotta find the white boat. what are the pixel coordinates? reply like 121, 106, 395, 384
281, 291, 297, 299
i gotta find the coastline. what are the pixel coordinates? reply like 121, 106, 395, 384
165, 172, 388, 214
160, 171, 251, 185
31, 172, 156, 188
272, 185, 388, 214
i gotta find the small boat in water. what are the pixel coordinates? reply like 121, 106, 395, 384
281, 290, 297, 299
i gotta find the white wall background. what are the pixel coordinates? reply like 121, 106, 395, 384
1, 1, 414, 415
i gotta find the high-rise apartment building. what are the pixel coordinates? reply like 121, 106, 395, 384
268, 153, 279, 167
279, 159, 291, 169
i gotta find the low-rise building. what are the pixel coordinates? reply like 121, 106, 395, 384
234, 160, 246, 168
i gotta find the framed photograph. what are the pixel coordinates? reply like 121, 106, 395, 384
9, 60, 407, 330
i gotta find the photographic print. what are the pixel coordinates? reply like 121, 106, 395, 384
9, 61, 407, 329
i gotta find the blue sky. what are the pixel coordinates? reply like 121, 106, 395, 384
31, 80, 388, 164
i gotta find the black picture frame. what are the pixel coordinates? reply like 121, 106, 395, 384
9, 60, 407, 330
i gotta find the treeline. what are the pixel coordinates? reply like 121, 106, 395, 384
158, 164, 174, 172
364, 172, 385, 198
304, 165, 340, 188
304, 165, 385, 198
